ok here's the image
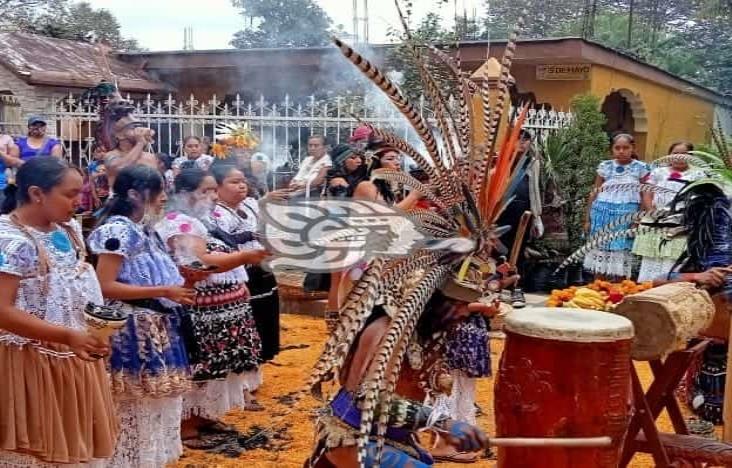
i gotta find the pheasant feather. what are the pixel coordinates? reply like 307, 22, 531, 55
594, 182, 680, 197
483, 13, 525, 169
333, 37, 447, 177
357, 266, 450, 466
651, 154, 711, 169
308, 258, 386, 398
556, 226, 655, 272
370, 168, 446, 210
366, 125, 460, 203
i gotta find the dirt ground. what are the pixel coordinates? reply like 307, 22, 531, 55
175, 313, 721, 468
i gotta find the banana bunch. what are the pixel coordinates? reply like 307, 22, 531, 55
566, 288, 606, 310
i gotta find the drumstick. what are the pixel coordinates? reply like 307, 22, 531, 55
489, 436, 613, 448
509, 210, 533, 267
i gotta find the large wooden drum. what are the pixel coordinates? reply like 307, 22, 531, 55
613, 282, 714, 360
495, 308, 634, 468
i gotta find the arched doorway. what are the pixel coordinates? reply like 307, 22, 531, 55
601, 89, 648, 157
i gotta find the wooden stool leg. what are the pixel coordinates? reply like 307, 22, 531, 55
633, 369, 672, 467
621, 365, 672, 467
649, 357, 691, 435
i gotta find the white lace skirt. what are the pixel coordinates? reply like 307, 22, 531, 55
583, 250, 636, 278
182, 371, 259, 419
637, 257, 678, 283
106, 396, 183, 468
449, 370, 478, 425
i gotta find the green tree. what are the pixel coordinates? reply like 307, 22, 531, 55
3, 1, 141, 51
0, 0, 62, 33
230, 0, 333, 49
385, 6, 475, 102
549, 94, 609, 251
484, 0, 732, 95
485, 0, 586, 38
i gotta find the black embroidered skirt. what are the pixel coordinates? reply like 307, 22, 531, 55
180, 283, 262, 381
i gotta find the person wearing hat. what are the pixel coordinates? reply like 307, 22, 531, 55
101, 100, 158, 189
325, 143, 365, 198
348, 125, 372, 152
15, 115, 63, 160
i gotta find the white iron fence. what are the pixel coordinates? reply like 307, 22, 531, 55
8, 93, 573, 169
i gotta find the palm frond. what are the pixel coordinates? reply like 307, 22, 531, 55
689, 150, 726, 168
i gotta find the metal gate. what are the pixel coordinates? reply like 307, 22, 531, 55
43, 92, 572, 168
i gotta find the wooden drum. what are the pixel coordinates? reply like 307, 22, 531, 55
614, 282, 714, 360
495, 308, 634, 468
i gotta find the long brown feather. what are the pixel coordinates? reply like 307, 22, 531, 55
370, 168, 447, 210
366, 126, 462, 205
477, 13, 525, 193
357, 266, 450, 466
393, 2, 461, 182
308, 258, 386, 398
333, 37, 446, 176
426, 44, 478, 163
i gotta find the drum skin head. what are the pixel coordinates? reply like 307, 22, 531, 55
504, 307, 634, 343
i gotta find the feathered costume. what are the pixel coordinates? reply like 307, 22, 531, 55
305, 5, 527, 466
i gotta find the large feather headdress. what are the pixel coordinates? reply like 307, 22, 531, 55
307, 3, 528, 465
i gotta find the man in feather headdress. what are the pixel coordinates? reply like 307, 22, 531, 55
307, 286, 502, 468
299, 11, 533, 468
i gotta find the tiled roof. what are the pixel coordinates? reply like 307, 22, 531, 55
0, 32, 166, 92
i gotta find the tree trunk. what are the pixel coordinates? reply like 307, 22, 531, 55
627, 0, 635, 49
582, 0, 597, 38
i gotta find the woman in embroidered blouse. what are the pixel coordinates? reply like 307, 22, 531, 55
157, 167, 270, 444
634, 141, 706, 282
209, 162, 281, 365
584, 133, 650, 279
0, 157, 118, 466
88, 165, 195, 467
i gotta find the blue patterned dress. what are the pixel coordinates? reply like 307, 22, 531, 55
88, 215, 190, 468
584, 159, 650, 278
444, 314, 491, 424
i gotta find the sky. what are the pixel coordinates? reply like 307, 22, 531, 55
85, 0, 482, 51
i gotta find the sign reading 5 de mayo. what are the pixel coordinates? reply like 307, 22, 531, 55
536, 64, 591, 80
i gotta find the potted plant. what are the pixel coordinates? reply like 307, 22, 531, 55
544, 94, 610, 285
